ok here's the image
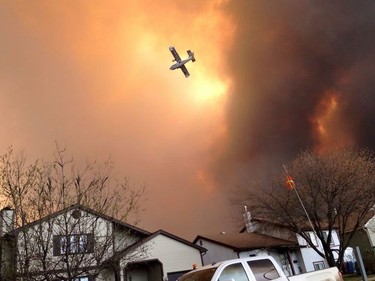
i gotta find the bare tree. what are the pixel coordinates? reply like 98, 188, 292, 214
0, 146, 147, 281
244, 148, 375, 269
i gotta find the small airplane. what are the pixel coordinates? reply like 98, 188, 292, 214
169, 46, 196, 78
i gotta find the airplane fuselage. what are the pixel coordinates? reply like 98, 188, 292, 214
170, 58, 193, 70
169, 46, 195, 77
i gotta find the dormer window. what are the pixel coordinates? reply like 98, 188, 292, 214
53, 234, 94, 256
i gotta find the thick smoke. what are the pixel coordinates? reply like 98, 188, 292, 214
1, 1, 375, 239
0, 0, 235, 239
210, 1, 375, 185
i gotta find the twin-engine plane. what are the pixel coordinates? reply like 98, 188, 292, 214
169, 46, 195, 78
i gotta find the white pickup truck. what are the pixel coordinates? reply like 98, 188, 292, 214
178, 256, 343, 281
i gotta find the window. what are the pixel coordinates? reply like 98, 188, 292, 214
53, 234, 94, 256
247, 259, 280, 281
219, 263, 249, 281
298, 232, 318, 246
313, 261, 325, 270
322, 231, 335, 246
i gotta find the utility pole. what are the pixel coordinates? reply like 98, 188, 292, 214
283, 165, 317, 239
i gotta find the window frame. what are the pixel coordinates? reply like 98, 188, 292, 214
313, 261, 325, 271
322, 231, 336, 246
53, 233, 94, 256
218, 262, 249, 281
247, 259, 281, 281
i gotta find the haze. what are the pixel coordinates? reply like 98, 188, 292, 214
1, 1, 374, 239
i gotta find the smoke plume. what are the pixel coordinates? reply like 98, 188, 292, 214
210, 1, 375, 186
1, 1, 375, 239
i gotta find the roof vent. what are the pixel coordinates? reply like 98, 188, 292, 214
71, 210, 81, 219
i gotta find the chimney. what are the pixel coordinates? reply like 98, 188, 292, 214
0, 207, 14, 237
242, 206, 252, 233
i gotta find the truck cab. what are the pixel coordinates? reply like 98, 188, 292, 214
178, 256, 342, 281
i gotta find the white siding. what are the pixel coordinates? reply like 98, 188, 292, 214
0, 209, 14, 236
296, 230, 340, 271
299, 247, 327, 272
146, 235, 202, 275
16, 209, 115, 272
239, 249, 269, 258
114, 227, 141, 252
14, 207, 146, 280
123, 233, 202, 279
365, 216, 375, 247
197, 239, 238, 265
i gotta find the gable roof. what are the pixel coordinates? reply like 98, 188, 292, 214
8, 203, 150, 237
110, 229, 206, 262
148, 229, 207, 253
241, 216, 339, 232
194, 232, 298, 252
239, 217, 293, 233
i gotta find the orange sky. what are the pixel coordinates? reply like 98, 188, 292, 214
0, 0, 237, 239
1, 1, 375, 239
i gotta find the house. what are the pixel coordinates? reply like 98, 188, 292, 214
114, 230, 205, 281
193, 207, 341, 275
194, 232, 298, 276
0, 204, 205, 281
344, 211, 375, 273
243, 207, 341, 272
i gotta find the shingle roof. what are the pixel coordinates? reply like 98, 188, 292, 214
8, 203, 150, 237
194, 232, 298, 252
109, 229, 206, 263
242, 216, 336, 232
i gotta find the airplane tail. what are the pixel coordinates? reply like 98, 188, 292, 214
187, 50, 196, 62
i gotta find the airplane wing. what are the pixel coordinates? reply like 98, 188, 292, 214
180, 65, 190, 78
169, 46, 181, 62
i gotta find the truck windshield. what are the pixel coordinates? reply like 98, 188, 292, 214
178, 268, 217, 281
247, 259, 280, 281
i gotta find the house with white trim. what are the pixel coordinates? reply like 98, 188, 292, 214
0, 204, 205, 281
194, 232, 299, 276
194, 208, 340, 275
344, 211, 375, 273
